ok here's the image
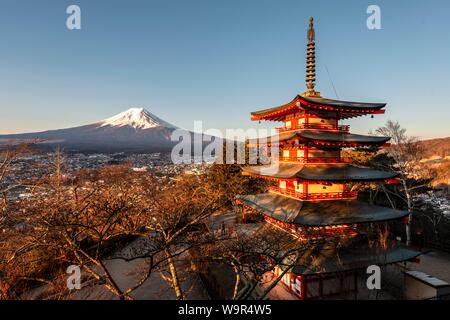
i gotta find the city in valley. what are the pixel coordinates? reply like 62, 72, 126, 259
4, 151, 209, 203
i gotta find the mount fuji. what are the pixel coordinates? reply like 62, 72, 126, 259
0, 108, 190, 153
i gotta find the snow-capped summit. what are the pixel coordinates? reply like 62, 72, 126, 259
0, 107, 182, 152
98, 107, 176, 130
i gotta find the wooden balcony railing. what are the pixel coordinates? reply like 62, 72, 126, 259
280, 156, 352, 164
268, 186, 358, 200
276, 123, 350, 133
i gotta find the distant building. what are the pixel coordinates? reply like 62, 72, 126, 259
132, 166, 148, 172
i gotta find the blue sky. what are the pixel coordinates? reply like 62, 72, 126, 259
0, 0, 449, 139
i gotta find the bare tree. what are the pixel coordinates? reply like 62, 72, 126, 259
197, 221, 348, 300
417, 195, 450, 245
2, 153, 227, 300
135, 174, 225, 300
0, 143, 30, 211
1, 162, 145, 299
375, 120, 431, 245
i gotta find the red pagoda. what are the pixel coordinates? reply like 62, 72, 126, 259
236, 17, 420, 299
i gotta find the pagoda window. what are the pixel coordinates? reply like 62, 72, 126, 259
282, 273, 290, 286
274, 266, 281, 277
285, 120, 292, 129
282, 150, 290, 158
297, 149, 304, 158
293, 277, 302, 297
279, 180, 287, 189
293, 181, 303, 193
309, 183, 344, 193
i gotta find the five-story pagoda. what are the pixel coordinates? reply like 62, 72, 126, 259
236, 17, 420, 299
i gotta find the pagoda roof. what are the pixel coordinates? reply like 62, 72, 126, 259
251, 97, 299, 120
247, 130, 390, 146
298, 130, 390, 144
242, 163, 398, 182
288, 240, 420, 275
247, 131, 297, 144
251, 94, 386, 121
236, 193, 409, 226
301, 95, 386, 110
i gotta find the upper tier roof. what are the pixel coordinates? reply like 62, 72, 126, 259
302, 95, 386, 109
242, 163, 398, 182
247, 130, 390, 146
236, 193, 409, 226
251, 94, 386, 121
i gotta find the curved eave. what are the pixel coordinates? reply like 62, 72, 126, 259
299, 95, 386, 120
250, 95, 387, 121
298, 131, 390, 145
290, 242, 421, 275
242, 163, 399, 182
242, 163, 304, 179
247, 131, 297, 145
299, 95, 386, 110
247, 131, 390, 147
295, 198, 409, 225
297, 164, 398, 182
236, 193, 409, 226
250, 97, 298, 121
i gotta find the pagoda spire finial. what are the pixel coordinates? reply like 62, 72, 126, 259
304, 17, 321, 97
